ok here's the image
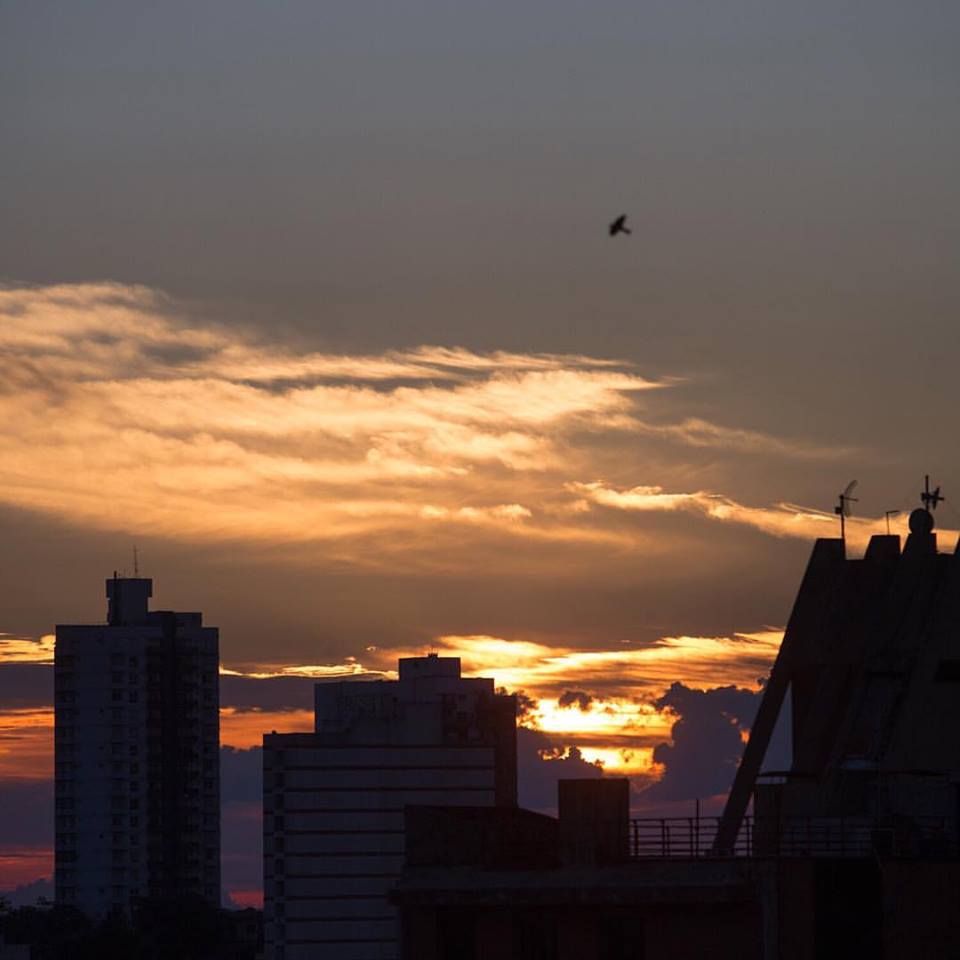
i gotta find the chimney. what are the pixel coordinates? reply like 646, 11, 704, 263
558, 778, 629, 866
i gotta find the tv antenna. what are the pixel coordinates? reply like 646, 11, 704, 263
133, 545, 140, 578
921, 475, 943, 513
884, 510, 900, 535
834, 480, 858, 543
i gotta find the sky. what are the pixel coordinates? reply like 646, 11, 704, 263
1, 0, 959, 907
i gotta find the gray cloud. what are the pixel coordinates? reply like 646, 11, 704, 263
557, 690, 593, 712
643, 683, 761, 801
219, 675, 317, 714
0, 780, 53, 850
0, 664, 51, 710
517, 727, 604, 813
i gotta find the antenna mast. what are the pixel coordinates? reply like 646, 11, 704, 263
133, 545, 140, 578
835, 480, 858, 546
921, 474, 944, 513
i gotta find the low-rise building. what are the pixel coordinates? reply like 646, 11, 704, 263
263, 654, 516, 960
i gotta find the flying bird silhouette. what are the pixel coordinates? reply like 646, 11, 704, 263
608, 214, 631, 237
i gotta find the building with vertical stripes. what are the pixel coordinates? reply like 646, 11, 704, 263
54, 575, 220, 916
263, 654, 516, 960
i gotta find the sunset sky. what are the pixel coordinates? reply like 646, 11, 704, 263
2, 1, 960, 907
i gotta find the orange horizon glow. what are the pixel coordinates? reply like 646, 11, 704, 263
0, 849, 52, 889
0, 624, 783, 784
0, 709, 54, 780
0, 627, 781, 896
219, 707, 316, 749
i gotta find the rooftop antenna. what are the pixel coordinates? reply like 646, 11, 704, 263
921, 474, 944, 513
884, 510, 900, 535
133, 545, 140, 578
834, 480, 858, 544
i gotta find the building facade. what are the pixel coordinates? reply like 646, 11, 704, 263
263, 654, 516, 960
54, 575, 220, 916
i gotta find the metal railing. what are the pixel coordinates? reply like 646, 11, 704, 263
629, 815, 957, 860
631, 816, 749, 858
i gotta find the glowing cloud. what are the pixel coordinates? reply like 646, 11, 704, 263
393, 631, 782, 699
0, 282, 875, 569
0, 635, 56, 664
217, 630, 781, 776
0, 283, 662, 555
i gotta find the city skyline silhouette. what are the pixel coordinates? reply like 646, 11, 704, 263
2, 3, 960, 956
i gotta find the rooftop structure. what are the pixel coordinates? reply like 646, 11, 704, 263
718, 497, 960, 860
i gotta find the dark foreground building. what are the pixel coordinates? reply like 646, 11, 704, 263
54, 576, 220, 916
393, 499, 960, 959
394, 780, 765, 960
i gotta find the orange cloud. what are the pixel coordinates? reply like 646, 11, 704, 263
0, 634, 55, 664
0, 282, 876, 571
0, 708, 54, 779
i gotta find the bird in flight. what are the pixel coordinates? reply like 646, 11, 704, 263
608, 214, 631, 237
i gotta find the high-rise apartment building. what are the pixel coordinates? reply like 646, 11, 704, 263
263, 654, 516, 960
54, 575, 220, 916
